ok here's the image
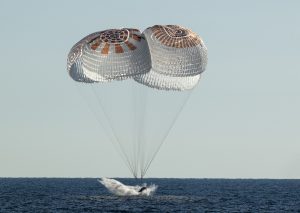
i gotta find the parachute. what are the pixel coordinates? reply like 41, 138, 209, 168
67, 25, 207, 179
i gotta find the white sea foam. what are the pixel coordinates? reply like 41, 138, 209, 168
98, 177, 157, 196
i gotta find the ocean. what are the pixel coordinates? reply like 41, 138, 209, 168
0, 178, 299, 212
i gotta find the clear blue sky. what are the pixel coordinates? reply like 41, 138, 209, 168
0, 0, 299, 178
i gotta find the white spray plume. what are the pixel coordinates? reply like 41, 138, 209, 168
98, 177, 157, 196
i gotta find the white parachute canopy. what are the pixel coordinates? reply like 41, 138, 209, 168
134, 25, 207, 90
67, 25, 207, 179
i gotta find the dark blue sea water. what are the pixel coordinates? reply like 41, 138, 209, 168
0, 178, 300, 212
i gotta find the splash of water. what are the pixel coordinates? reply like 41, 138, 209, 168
98, 177, 157, 196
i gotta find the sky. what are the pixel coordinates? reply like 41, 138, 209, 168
0, 0, 299, 178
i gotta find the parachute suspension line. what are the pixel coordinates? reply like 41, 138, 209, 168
131, 84, 138, 179
134, 83, 148, 179
90, 84, 137, 178
139, 87, 148, 179
75, 84, 136, 177
132, 82, 139, 179
141, 90, 193, 178
140, 90, 148, 179
131, 81, 148, 179
89, 84, 137, 178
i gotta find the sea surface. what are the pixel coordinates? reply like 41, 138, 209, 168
0, 178, 300, 212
